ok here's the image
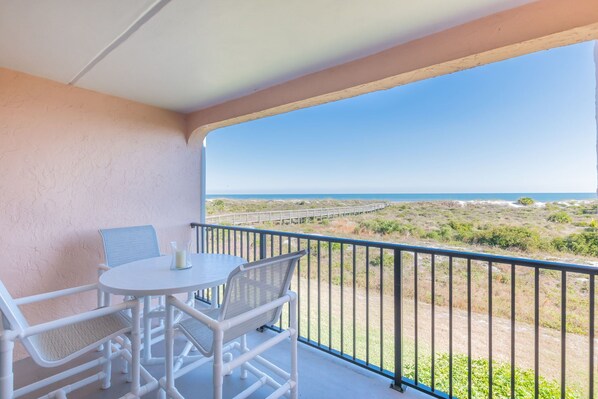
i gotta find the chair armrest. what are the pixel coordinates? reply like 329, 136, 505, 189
97, 263, 110, 271
20, 299, 138, 339
14, 283, 99, 306
222, 292, 295, 331
168, 291, 296, 332
167, 296, 219, 329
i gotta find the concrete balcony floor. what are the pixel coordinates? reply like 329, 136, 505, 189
15, 329, 428, 399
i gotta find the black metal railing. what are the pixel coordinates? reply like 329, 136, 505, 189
191, 222, 597, 399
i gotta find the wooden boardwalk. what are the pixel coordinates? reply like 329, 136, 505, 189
206, 203, 387, 225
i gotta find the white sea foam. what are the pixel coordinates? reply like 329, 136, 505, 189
461, 200, 550, 208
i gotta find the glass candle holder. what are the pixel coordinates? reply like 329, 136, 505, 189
170, 241, 192, 270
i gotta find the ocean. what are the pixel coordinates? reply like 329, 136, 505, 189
206, 193, 597, 202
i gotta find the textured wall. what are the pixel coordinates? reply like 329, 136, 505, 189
0, 68, 199, 360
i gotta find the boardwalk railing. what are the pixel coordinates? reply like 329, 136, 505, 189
205, 202, 387, 225
191, 222, 597, 399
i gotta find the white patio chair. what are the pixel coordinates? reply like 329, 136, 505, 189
161, 250, 306, 399
98, 225, 162, 307
0, 278, 156, 398
98, 225, 194, 364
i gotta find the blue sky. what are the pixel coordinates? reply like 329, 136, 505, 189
206, 41, 597, 194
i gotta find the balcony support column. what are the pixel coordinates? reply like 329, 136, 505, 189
594, 40, 598, 202
199, 137, 207, 254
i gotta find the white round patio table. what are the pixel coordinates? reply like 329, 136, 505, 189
99, 253, 246, 296
99, 253, 246, 365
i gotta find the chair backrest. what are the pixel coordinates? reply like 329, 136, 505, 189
99, 225, 160, 267
0, 279, 46, 364
0, 278, 29, 333
219, 250, 307, 336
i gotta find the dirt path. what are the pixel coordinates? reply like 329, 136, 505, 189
288, 276, 595, 395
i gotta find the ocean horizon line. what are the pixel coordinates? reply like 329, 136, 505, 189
206, 192, 597, 202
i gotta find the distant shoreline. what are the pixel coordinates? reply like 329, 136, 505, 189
206, 193, 597, 202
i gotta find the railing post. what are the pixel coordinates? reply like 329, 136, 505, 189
194, 225, 200, 253
259, 232, 267, 259
199, 226, 205, 253
391, 248, 404, 392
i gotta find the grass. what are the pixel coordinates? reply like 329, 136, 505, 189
403, 352, 581, 399
205, 198, 598, 398
548, 211, 573, 224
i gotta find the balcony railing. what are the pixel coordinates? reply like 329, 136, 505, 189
191, 222, 597, 399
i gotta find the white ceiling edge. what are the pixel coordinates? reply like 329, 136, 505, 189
1, 0, 535, 113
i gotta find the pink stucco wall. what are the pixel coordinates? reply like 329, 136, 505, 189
0, 68, 200, 360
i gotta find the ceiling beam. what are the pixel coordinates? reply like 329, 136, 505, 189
186, 0, 598, 141
69, 0, 171, 85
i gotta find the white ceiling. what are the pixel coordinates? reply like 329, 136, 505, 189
0, 0, 532, 113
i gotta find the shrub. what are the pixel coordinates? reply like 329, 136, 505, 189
544, 203, 559, 211
358, 219, 420, 236
424, 225, 454, 241
473, 226, 542, 251
578, 203, 598, 215
547, 211, 572, 224
319, 241, 342, 251
448, 220, 474, 240
423, 221, 474, 243
210, 199, 226, 211
517, 197, 535, 206
369, 254, 394, 267
552, 231, 598, 256
403, 353, 580, 399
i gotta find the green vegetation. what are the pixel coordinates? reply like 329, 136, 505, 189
548, 211, 572, 224
517, 197, 535, 206
552, 231, 598, 257
207, 198, 598, 258
404, 354, 581, 399
424, 220, 474, 242
369, 253, 394, 267
206, 198, 378, 214
357, 218, 598, 256
472, 226, 543, 251
356, 219, 421, 236
576, 203, 598, 215
208, 199, 598, 398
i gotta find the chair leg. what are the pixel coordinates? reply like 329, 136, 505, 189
211, 287, 219, 309
239, 335, 248, 380
97, 289, 104, 309
158, 296, 165, 327
213, 332, 224, 399
0, 337, 14, 399
124, 295, 133, 319
223, 352, 233, 376
97, 269, 105, 308
131, 298, 142, 397
96, 284, 106, 352
121, 336, 130, 377
101, 339, 112, 389
165, 297, 175, 397
143, 296, 152, 363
